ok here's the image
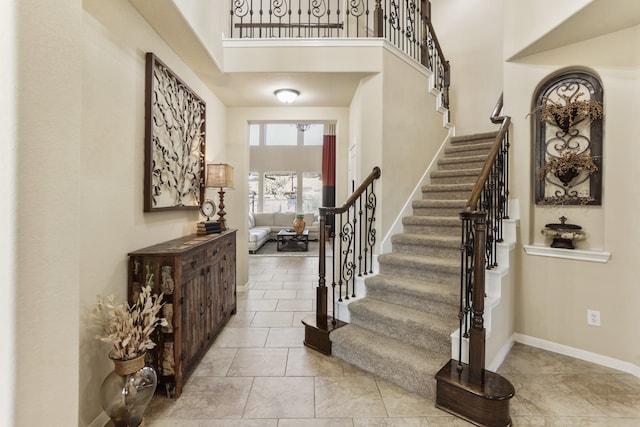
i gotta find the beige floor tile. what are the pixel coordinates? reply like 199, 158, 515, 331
285, 348, 345, 377
315, 375, 388, 418
353, 418, 430, 427
147, 421, 278, 427
507, 374, 606, 417
239, 299, 278, 312
212, 327, 269, 348
276, 298, 313, 311
263, 289, 298, 299
227, 348, 288, 376
250, 281, 284, 290
264, 327, 305, 347
225, 311, 255, 327
278, 419, 353, 427
250, 311, 294, 327
191, 348, 237, 377
283, 280, 316, 289
375, 378, 444, 417
164, 377, 253, 419
243, 376, 315, 418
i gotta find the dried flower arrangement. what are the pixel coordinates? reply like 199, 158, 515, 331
539, 150, 598, 179
530, 92, 603, 131
92, 285, 167, 360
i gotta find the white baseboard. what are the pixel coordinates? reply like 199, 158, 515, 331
514, 333, 640, 377
487, 335, 515, 372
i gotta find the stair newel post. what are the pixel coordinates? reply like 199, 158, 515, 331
374, 0, 384, 37
468, 212, 487, 385
317, 208, 329, 325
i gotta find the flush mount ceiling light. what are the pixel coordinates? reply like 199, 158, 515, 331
274, 89, 300, 104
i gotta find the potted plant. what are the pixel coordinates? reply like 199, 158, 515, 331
539, 150, 598, 185
531, 92, 603, 132
91, 285, 167, 427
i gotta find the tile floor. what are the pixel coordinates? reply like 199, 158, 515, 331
145, 255, 640, 426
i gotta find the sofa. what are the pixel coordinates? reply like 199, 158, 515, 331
248, 212, 320, 253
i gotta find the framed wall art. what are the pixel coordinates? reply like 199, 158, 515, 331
144, 52, 206, 212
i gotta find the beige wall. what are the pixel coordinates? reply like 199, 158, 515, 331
80, 0, 227, 424
379, 50, 450, 235
12, 0, 82, 425
505, 19, 640, 366
0, 0, 16, 422
431, 0, 505, 134
503, 0, 592, 59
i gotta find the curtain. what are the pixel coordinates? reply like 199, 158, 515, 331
322, 123, 336, 232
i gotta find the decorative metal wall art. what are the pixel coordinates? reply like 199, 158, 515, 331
144, 53, 206, 212
533, 71, 603, 205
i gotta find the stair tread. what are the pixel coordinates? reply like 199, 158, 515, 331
392, 233, 459, 245
402, 216, 460, 225
330, 324, 448, 399
379, 252, 459, 269
367, 273, 459, 295
439, 154, 487, 164
450, 132, 499, 144
430, 168, 482, 177
422, 183, 475, 192
412, 199, 467, 207
350, 298, 456, 336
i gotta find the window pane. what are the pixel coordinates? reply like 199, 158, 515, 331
303, 124, 324, 146
263, 172, 297, 213
302, 171, 322, 214
265, 124, 297, 146
249, 123, 260, 146
248, 172, 259, 213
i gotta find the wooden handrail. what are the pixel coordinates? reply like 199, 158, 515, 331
319, 167, 381, 216
465, 94, 510, 210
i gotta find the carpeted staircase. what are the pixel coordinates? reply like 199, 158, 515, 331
330, 131, 498, 400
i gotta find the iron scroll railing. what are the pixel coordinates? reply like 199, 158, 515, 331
229, 0, 450, 110
316, 166, 381, 327
457, 94, 511, 378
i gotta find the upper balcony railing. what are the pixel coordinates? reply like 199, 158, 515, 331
230, 0, 450, 110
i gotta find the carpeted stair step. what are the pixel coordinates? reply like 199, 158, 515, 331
421, 183, 475, 200
437, 154, 488, 171
330, 323, 449, 400
348, 298, 455, 354
429, 168, 483, 185
450, 131, 498, 145
378, 252, 458, 284
412, 199, 466, 217
402, 215, 461, 236
364, 274, 458, 316
444, 141, 493, 158
391, 233, 459, 259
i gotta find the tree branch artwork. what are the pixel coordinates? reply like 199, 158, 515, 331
144, 53, 206, 211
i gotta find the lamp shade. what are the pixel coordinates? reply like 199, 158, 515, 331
206, 163, 234, 189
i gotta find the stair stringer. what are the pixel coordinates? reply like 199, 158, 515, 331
450, 215, 519, 371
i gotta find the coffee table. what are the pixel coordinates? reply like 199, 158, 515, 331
277, 229, 309, 252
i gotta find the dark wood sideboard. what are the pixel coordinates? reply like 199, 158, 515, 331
127, 230, 237, 398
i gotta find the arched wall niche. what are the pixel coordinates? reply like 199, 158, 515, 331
532, 70, 604, 206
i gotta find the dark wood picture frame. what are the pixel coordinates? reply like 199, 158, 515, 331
144, 52, 206, 212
